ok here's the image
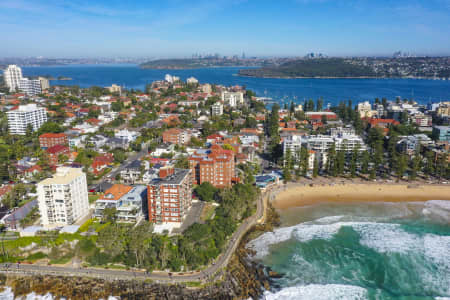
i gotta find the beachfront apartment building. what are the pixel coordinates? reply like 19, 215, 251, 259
6, 104, 48, 135
37, 167, 89, 227
283, 135, 303, 160
305, 135, 367, 153
147, 167, 192, 225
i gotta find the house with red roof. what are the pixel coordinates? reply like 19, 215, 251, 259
91, 153, 114, 175
46, 144, 70, 165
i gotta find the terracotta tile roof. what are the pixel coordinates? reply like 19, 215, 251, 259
100, 184, 133, 201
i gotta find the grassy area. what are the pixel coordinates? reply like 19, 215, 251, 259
88, 194, 101, 204
200, 203, 216, 222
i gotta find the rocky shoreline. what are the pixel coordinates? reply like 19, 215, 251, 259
0, 207, 281, 300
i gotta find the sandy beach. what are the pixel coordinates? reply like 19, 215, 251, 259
271, 183, 450, 209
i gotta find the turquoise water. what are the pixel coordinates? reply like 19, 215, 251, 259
22, 65, 450, 105
247, 200, 450, 300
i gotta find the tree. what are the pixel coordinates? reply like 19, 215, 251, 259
112, 149, 126, 163
361, 150, 370, 174
409, 153, 421, 181
299, 147, 309, 176
313, 157, 319, 178
37, 122, 63, 135
283, 167, 292, 183
194, 182, 217, 202
316, 98, 323, 111
395, 154, 407, 181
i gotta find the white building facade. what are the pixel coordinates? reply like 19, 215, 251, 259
19, 78, 42, 96
37, 167, 89, 227
3, 65, 23, 92
6, 104, 47, 135
221, 91, 244, 107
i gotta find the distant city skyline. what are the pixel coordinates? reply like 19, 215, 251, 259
1, 0, 450, 58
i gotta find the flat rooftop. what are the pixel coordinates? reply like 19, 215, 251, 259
150, 168, 190, 186
38, 167, 84, 185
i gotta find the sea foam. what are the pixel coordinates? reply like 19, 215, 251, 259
262, 284, 368, 300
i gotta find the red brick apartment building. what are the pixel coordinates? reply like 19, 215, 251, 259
39, 133, 68, 149
147, 166, 192, 224
189, 144, 235, 188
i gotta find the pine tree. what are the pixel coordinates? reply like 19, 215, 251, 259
361, 150, 370, 174
313, 157, 319, 178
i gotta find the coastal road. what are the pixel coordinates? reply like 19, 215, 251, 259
0, 187, 268, 283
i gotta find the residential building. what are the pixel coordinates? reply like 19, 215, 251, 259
3, 65, 23, 92
305, 111, 338, 120
151, 143, 175, 157
91, 153, 114, 175
19, 78, 42, 96
39, 133, 68, 149
411, 113, 432, 127
357, 101, 377, 118
94, 184, 147, 223
46, 144, 70, 165
305, 135, 366, 153
436, 102, 450, 117
283, 135, 303, 161
37, 167, 89, 227
6, 104, 48, 135
189, 145, 235, 188
147, 167, 192, 225
105, 84, 121, 94
38, 77, 50, 90
397, 134, 433, 155
201, 83, 212, 94
221, 91, 244, 107
115, 129, 140, 143
186, 77, 198, 84
432, 126, 450, 142
120, 160, 142, 184
211, 102, 224, 116
162, 128, 191, 145
329, 126, 355, 137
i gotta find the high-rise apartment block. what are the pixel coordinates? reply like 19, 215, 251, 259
37, 167, 89, 227
3, 65, 23, 92
147, 167, 192, 225
189, 145, 235, 188
6, 104, 47, 135
3, 65, 47, 95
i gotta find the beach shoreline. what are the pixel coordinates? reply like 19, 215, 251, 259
270, 181, 450, 209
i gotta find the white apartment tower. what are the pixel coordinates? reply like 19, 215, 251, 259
37, 167, 89, 227
4, 65, 23, 92
6, 104, 47, 135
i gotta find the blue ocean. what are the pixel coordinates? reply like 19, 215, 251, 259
248, 200, 450, 300
22, 64, 450, 106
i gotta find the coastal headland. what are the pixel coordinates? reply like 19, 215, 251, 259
271, 182, 450, 209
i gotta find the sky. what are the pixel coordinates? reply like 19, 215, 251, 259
1, 0, 450, 58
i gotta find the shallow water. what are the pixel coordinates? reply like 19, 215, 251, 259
248, 200, 450, 300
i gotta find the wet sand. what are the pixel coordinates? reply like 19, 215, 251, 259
272, 184, 450, 209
